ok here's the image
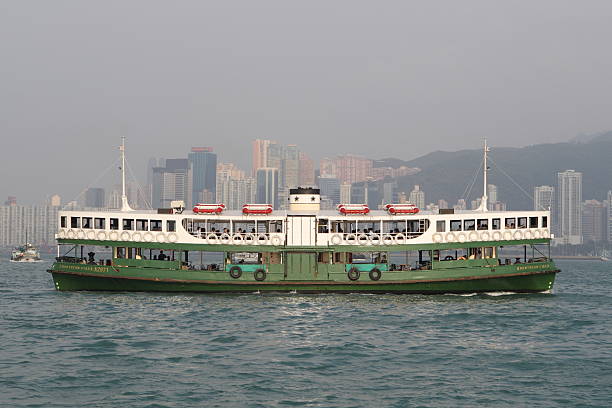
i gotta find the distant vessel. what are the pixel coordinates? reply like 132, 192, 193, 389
11, 242, 42, 263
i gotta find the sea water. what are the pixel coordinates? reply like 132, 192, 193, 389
1, 258, 611, 407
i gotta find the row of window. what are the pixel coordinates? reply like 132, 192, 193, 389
63, 216, 176, 232
436, 216, 548, 233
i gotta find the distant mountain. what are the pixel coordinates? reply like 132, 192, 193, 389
384, 136, 612, 210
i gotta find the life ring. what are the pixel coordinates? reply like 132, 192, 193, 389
231, 234, 244, 245
143, 232, 154, 242
369, 268, 382, 281
492, 231, 502, 241
432, 233, 443, 243
97, 231, 107, 240
244, 233, 256, 243
523, 230, 533, 240
66, 229, 76, 239
270, 235, 283, 246
503, 231, 513, 241
206, 233, 219, 244
468, 231, 479, 242
132, 232, 142, 242
58, 230, 66, 239
86, 230, 96, 240
156, 233, 166, 243
382, 234, 395, 246
167, 233, 178, 243
120, 231, 131, 242
533, 230, 542, 239
229, 266, 242, 279
257, 233, 269, 245
542, 229, 550, 238
457, 232, 467, 243
370, 235, 381, 245
330, 234, 343, 245
77, 230, 86, 239
345, 233, 357, 244
254, 269, 266, 281
357, 233, 371, 245
445, 232, 456, 243
109, 231, 119, 241
394, 234, 407, 245
347, 267, 360, 281
513, 231, 523, 240
220, 233, 231, 244
480, 231, 491, 241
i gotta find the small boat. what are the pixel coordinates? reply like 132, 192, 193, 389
11, 242, 42, 263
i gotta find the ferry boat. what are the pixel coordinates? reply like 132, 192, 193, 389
11, 242, 42, 263
47, 141, 560, 293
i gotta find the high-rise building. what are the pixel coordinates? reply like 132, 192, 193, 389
534, 185, 554, 211
189, 147, 217, 204
557, 170, 582, 245
252, 139, 273, 176
85, 188, 105, 208
256, 168, 279, 209
318, 176, 341, 206
282, 145, 300, 189
607, 190, 612, 242
340, 184, 351, 204
298, 152, 315, 186
0, 204, 59, 246
48, 194, 61, 207
152, 159, 192, 209
216, 163, 255, 210
582, 199, 607, 243
319, 158, 336, 178
5, 196, 17, 206
382, 181, 397, 204
438, 199, 449, 209
409, 185, 425, 209
333, 155, 373, 184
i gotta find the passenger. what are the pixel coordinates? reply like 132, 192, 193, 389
515, 257, 521, 264
158, 250, 167, 261
153, 255, 158, 260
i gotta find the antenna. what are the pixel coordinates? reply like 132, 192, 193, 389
120, 137, 133, 212
478, 139, 490, 212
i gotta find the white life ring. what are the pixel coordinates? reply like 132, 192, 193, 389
58, 230, 66, 239
503, 231, 513, 241
109, 231, 119, 241
370, 234, 381, 245
330, 234, 343, 245
457, 232, 467, 243
533, 230, 542, 239
143, 232, 154, 242
542, 229, 550, 238
77, 230, 86, 239
67, 229, 76, 239
86, 230, 96, 240
445, 232, 456, 243
394, 233, 407, 245
244, 233, 256, 243
231, 234, 244, 245
432, 233, 443, 243
156, 233, 166, 243
492, 231, 502, 241
513, 231, 523, 240
97, 231, 107, 240
345, 233, 357, 244
468, 231, 479, 242
270, 235, 283, 246
206, 233, 219, 244
220, 233, 231, 244
523, 230, 533, 240
382, 234, 395, 245
132, 232, 142, 242
357, 233, 371, 245
480, 231, 491, 241
120, 231, 131, 241
257, 233, 269, 245
167, 233, 178, 243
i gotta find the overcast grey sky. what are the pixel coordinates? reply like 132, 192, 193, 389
1, 0, 611, 204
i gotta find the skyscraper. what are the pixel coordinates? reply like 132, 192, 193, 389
252, 139, 273, 175
298, 152, 315, 186
189, 147, 217, 204
557, 170, 582, 245
152, 159, 192, 209
318, 176, 341, 206
582, 200, 607, 243
282, 144, 299, 189
534, 185, 554, 211
85, 188, 105, 208
256, 168, 279, 209
409, 185, 425, 209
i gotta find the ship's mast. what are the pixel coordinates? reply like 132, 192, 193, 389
120, 137, 133, 212
478, 139, 490, 212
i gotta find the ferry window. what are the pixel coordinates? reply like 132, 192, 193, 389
167, 220, 176, 232
505, 218, 516, 229
123, 219, 134, 230
71, 217, 80, 228
116, 247, 125, 258
477, 219, 488, 230
318, 219, 329, 233
542, 216, 548, 228
136, 219, 148, 231
60, 216, 67, 228
110, 218, 119, 230
82, 217, 92, 229
518, 217, 527, 229
150, 220, 162, 231
94, 218, 105, 229
492, 218, 501, 230
436, 220, 446, 232
464, 219, 476, 231
529, 217, 538, 228
450, 220, 462, 231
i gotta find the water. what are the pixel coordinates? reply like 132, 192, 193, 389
1, 258, 611, 408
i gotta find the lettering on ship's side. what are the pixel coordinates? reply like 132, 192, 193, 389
61, 264, 109, 273
516, 264, 549, 271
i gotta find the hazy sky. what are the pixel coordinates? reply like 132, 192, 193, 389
1, 0, 611, 204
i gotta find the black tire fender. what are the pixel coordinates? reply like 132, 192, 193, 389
348, 267, 360, 281
254, 269, 266, 281
229, 266, 242, 279
369, 268, 382, 281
